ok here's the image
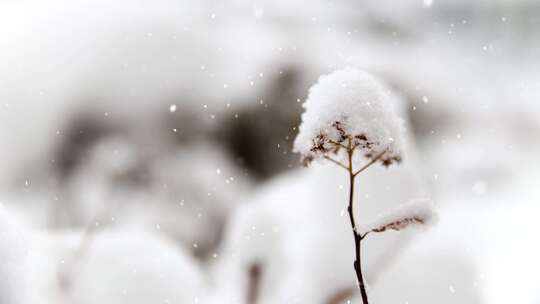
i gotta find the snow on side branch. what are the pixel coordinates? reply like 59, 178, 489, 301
361, 199, 437, 235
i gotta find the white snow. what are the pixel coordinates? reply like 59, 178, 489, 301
63, 228, 206, 304
0, 205, 29, 304
0, 0, 539, 303
294, 67, 406, 166
63, 139, 250, 255
27, 227, 207, 304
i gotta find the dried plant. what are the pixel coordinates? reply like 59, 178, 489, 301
309, 124, 395, 304
294, 68, 435, 304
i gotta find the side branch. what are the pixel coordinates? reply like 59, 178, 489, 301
360, 232, 370, 240
324, 155, 348, 170
353, 150, 386, 177
328, 140, 348, 150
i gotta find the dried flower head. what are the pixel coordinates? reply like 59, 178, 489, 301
293, 68, 405, 167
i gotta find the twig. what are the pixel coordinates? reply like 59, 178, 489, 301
353, 150, 386, 177
323, 155, 348, 170
321, 137, 390, 304
344, 138, 370, 304
328, 140, 348, 150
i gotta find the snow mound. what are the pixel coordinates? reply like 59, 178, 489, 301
67, 229, 206, 304
0, 205, 29, 304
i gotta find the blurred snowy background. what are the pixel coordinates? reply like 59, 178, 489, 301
1, 0, 540, 303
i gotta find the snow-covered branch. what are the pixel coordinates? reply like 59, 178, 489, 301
361, 199, 437, 236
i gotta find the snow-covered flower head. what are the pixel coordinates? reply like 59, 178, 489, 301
294, 67, 406, 167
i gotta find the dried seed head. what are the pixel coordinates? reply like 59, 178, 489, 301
371, 217, 425, 233
294, 68, 405, 167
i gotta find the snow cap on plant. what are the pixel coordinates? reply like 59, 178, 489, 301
294, 67, 405, 167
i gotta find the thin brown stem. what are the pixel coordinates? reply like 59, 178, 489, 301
345, 138, 369, 304
324, 155, 348, 170
328, 140, 348, 150
324, 138, 384, 303
360, 232, 370, 240
247, 263, 262, 304
353, 150, 386, 177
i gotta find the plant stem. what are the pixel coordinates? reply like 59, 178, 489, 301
247, 263, 262, 304
346, 139, 369, 304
